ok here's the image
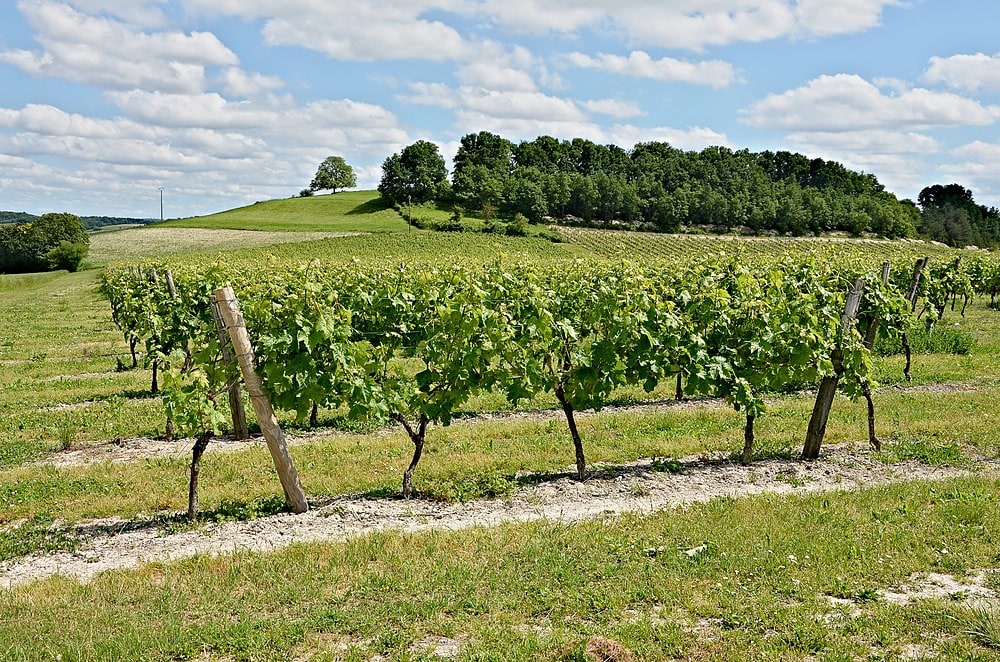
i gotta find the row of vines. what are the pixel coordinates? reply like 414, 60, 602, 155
101, 252, 1000, 503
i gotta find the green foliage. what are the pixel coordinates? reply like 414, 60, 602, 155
309, 155, 356, 194
0, 212, 88, 274
378, 140, 448, 206
436, 134, 924, 238
918, 183, 1000, 248
102, 251, 960, 491
45, 240, 89, 272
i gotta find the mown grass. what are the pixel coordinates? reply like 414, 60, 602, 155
1, 478, 998, 660
1, 382, 998, 528
157, 190, 406, 233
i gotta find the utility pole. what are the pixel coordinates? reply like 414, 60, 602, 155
159, 186, 164, 222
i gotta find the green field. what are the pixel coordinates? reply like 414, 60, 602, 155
157, 191, 407, 233
1, 194, 999, 660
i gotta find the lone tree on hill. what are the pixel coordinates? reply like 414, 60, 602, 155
309, 156, 356, 194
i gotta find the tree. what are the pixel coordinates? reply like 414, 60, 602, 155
309, 156, 356, 194
378, 140, 448, 206
0, 212, 88, 274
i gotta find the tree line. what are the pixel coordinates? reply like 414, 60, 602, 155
375, 132, 999, 246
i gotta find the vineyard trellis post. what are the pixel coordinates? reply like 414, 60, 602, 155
860, 263, 890, 450
802, 277, 865, 460
902, 257, 929, 381
213, 286, 309, 513
164, 269, 177, 442
210, 298, 249, 441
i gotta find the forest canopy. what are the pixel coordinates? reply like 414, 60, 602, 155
379, 131, 984, 243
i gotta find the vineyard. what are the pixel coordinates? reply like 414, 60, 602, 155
101, 250, 1000, 505
3, 215, 1000, 659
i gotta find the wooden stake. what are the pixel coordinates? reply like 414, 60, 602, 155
164, 270, 178, 442
210, 298, 249, 440
213, 287, 308, 513
860, 263, 890, 451
802, 277, 865, 460
902, 257, 929, 381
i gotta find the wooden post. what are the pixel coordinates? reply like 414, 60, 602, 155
213, 287, 309, 513
906, 257, 929, 311
164, 270, 177, 442
902, 257, 929, 381
802, 277, 865, 460
210, 298, 249, 440
165, 269, 177, 300
860, 263, 890, 451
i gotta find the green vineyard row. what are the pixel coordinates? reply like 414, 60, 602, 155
101, 252, 1000, 496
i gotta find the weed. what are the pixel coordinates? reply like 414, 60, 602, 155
952, 606, 1000, 649
53, 420, 78, 451
877, 433, 970, 467
649, 457, 684, 473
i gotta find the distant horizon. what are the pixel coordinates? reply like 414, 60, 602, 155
2, 1, 999, 218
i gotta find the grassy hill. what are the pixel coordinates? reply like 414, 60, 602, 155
159, 190, 407, 233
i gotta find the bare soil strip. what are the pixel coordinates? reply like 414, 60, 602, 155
3, 444, 995, 589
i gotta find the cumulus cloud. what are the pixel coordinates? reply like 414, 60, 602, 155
565, 51, 738, 87
781, 129, 941, 198
183, 0, 470, 61
61, 0, 170, 27
474, 0, 898, 50
941, 141, 1000, 206
742, 74, 1000, 131
582, 99, 644, 119
220, 67, 285, 97
924, 52, 1000, 92
1, 0, 237, 93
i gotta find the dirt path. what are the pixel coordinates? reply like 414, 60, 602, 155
3, 444, 995, 589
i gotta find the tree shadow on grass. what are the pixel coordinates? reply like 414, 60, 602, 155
345, 198, 392, 215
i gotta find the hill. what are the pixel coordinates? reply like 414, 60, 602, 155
159, 190, 406, 233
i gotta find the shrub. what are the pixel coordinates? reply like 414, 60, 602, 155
506, 213, 530, 236
46, 240, 89, 272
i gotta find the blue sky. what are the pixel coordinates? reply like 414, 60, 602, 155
1, 0, 999, 218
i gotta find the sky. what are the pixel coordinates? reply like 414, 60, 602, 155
1, 0, 999, 219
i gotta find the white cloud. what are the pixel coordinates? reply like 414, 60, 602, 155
794, 0, 900, 36
183, 0, 470, 62
782, 129, 940, 198
941, 141, 1000, 206
475, 0, 898, 51
606, 124, 730, 151
743, 74, 1000, 132
582, 99, 644, 119
924, 52, 1000, 92
1, 0, 237, 93
220, 67, 285, 97
566, 51, 738, 88
61, 0, 170, 27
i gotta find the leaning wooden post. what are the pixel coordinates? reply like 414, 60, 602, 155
210, 298, 249, 440
860, 263, 890, 450
902, 257, 929, 381
802, 277, 865, 460
213, 286, 309, 513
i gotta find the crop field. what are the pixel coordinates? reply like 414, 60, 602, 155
1, 194, 999, 660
